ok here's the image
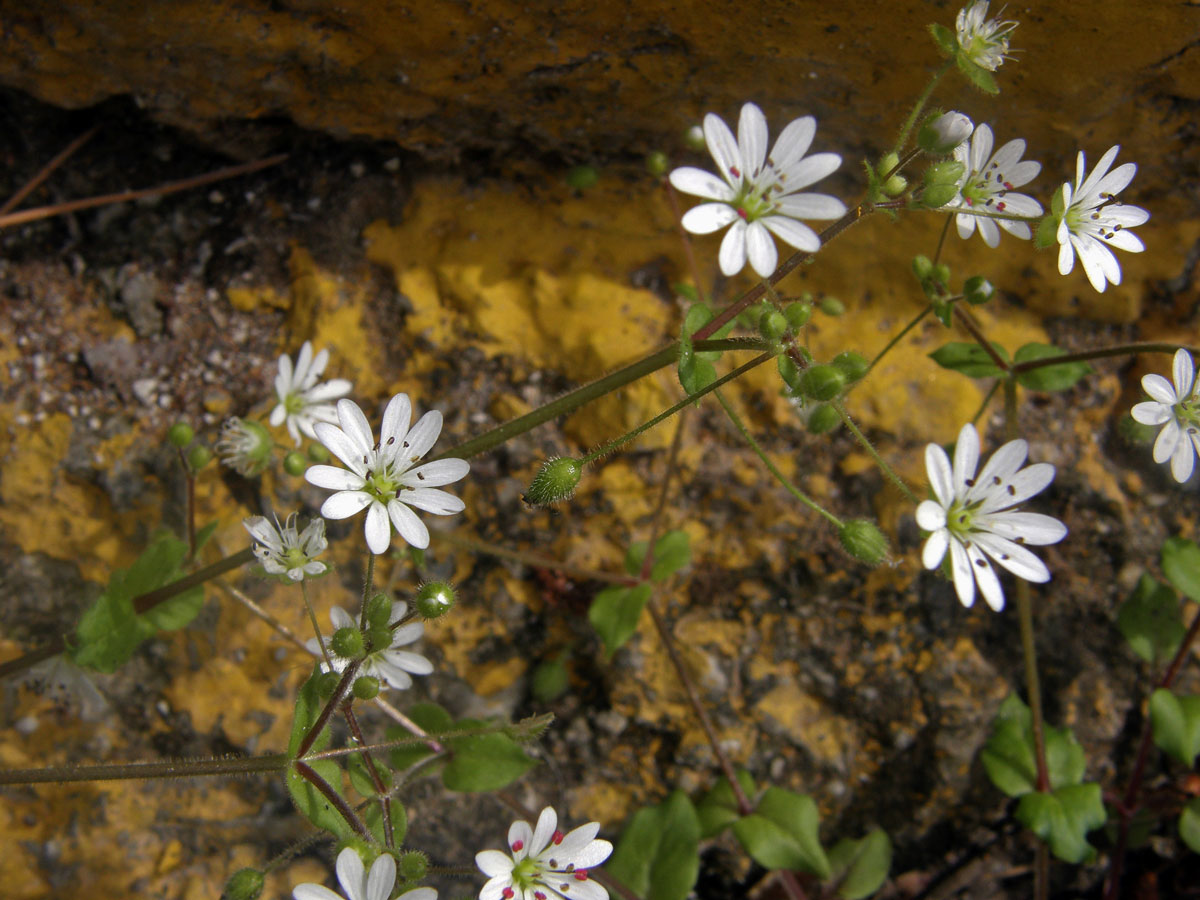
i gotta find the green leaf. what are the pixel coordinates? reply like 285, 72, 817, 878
674, 282, 701, 304
141, 583, 204, 631
956, 56, 999, 94
1116, 574, 1185, 664
1015, 783, 1105, 863
442, 732, 536, 792
1013, 344, 1093, 392
194, 520, 219, 552
387, 702, 452, 771
929, 341, 1010, 378
678, 355, 717, 397
588, 584, 652, 657
285, 667, 351, 838
1179, 797, 1200, 854
1044, 723, 1087, 789
827, 830, 892, 900
733, 788, 831, 879
1149, 688, 1200, 767
696, 770, 757, 838
608, 791, 700, 900
626, 532, 691, 582
981, 694, 1086, 796
288, 666, 334, 757
1162, 536, 1200, 603
928, 22, 957, 56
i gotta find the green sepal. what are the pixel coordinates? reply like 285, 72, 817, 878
1013, 343, 1093, 392
1162, 536, 1200, 602
928, 22, 957, 56
826, 829, 892, 900
1179, 797, 1200, 853
1034, 213, 1060, 249
1148, 688, 1200, 767
625, 530, 691, 581
732, 787, 831, 879
956, 55, 999, 94
588, 584, 653, 657
607, 791, 700, 900
1015, 783, 1106, 863
1116, 574, 1184, 665
929, 341, 1010, 378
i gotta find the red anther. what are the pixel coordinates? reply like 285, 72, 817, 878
996, 201, 1006, 211
575, 870, 590, 881
535, 893, 547, 900
730, 166, 741, 178
552, 830, 565, 845
503, 889, 515, 899
964, 198, 974, 206
736, 207, 747, 219
1003, 181, 1014, 190
511, 840, 524, 852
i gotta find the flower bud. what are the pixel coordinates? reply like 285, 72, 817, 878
366, 593, 393, 628
365, 625, 393, 654
683, 124, 705, 152
920, 181, 963, 210
566, 165, 598, 190
352, 675, 380, 700
883, 174, 908, 197
531, 656, 570, 703
832, 351, 870, 383
799, 364, 846, 402
398, 851, 429, 883
415, 581, 456, 619
783, 301, 812, 329
839, 519, 890, 566
216, 417, 273, 477
187, 445, 213, 470
168, 422, 194, 448
645, 151, 670, 178
912, 255, 934, 280
758, 309, 789, 342
805, 403, 842, 435
331, 626, 365, 659
282, 451, 307, 477
818, 296, 845, 317
878, 151, 900, 175
964, 275, 995, 305
918, 111, 973, 154
524, 457, 583, 506
307, 442, 330, 462
315, 670, 341, 698
777, 354, 804, 393
223, 867, 265, 900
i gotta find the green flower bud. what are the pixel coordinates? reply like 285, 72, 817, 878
799, 364, 846, 402
818, 296, 845, 317
912, 255, 934, 280
964, 275, 995, 305
933, 263, 951, 286
832, 351, 870, 383
783, 301, 812, 329
397, 851, 429, 883
366, 593, 393, 628
187, 445, 213, 470
566, 165, 598, 190
839, 519, 890, 566
168, 422, 194, 448
365, 625, 394, 654
315, 670, 341, 698
920, 181, 962, 209
806, 403, 842, 435
531, 656, 570, 703
882, 173, 908, 197
777, 354, 804, 393
758, 309, 789, 342
878, 151, 900, 175
918, 111, 973, 155
645, 151, 670, 178
352, 675, 380, 700
524, 457, 583, 507
924, 160, 966, 186
683, 124, 706, 152
223, 867, 265, 900
307, 442, 330, 463
331, 626, 365, 659
415, 581, 456, 619
282, 451, 307, 477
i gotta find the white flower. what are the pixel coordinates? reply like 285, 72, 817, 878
27, 655, 108, 721
293, 847, 437, 900
923, 111, 974, 154
916, 423, 1067, 612
270, 341, 353, 445
476, 806, 613, 900
243, 513, 329, 581
1131, 349, 1200, 483
305, 394, 470, 554
1056, 145, 1150, 293
669, 102, 846, 278
216, 417, 273, 477
948, 123, 1042, 246
956, 1, 1017, 71
306, 599, 433, 690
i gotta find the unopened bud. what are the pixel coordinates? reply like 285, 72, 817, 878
883, 173, 908, 197
307, 442, 330, 462
398, 851, 429, 882
415, 581, 456, 619
818, 296, 845, 317
832, 351, 870, 383
645, 151, 670, 178
168, 422, 194, 448
783, 301, 812, 329
759, 309, 789, 342
684, 124, 705, 152
806, 403, 842, 435
352, 675, 380, 700
283, 451, 307, 476
524, 457, 583, 506
964, 275, 995, 305
187, 445, 213, 470
839, 519, 890, 566
918, 111, 973, 155
366, 593, 393, 628
531, 656, 570, 703
331, 626, 365, 659
223, 867, 265, 900
799, 364, 846, 402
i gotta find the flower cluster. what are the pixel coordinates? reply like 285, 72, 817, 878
476, 806, 613, 900
293, 847, 435, 900
305, 394, 470, 554
271, 341, 353, 445
308, 599, 433, 691
1054, 145, 1149, 293
670, 102, 845, 278
243, 513, 328, 582
916, 424, 1067, 611
1131, 349, 1200, 483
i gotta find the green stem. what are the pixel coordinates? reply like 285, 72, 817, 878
294, 760, 370, 839
359, 553, 376, 629
892, 58, 954, 154
866, 306, 932, 375
302, 580, 334, 671
296, 662, 362, 760
342, 703, 395, 847
716, 391, 842, 528
1010, 342, 1200, 375
953, 304, 1010, 372
580, 352, 775, 465
0, 753, 287, 785
834, 403, 917, 504
970, 380, 1002, 426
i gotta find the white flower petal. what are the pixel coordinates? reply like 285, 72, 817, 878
306, 465, 366, 491
508, 820, 535, 859
364, 501, 392, 554
681, 202, 739, 235
314, 423, 370, 476
773, 193, 845, 221
1131, 400, 1170, 425
365, 854, 396, 900
400, 488, 466, 515
922, 528, 949, 569
335, 399, 376, 457
387, 500, 430, 549
1173, 349, 1195, 397
744, 221, 778, 278
948, 538, 976, 608
405, 458, 470, 487
294, 885, 346, 900
1141, 373, 1179, 405
383, 649, 434, 675
703, 112, 741, 187
669, 167, 736, 202
531, 807, 559, 856
737, 102, 769, 178
769, 116, 815, 170
320, 490, 374, 520
718, 219, 748, 276
401, 410, 444, 463
381, 393, 413, 455
967, 543, 1006, 612
924, 442, 955, 507
336, 848, 367, 900
952, 424, 981, 491
476, 850, 516, 878
761, 215, 820, 253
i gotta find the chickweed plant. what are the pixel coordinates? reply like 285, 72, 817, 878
3, 4, 1199, 900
